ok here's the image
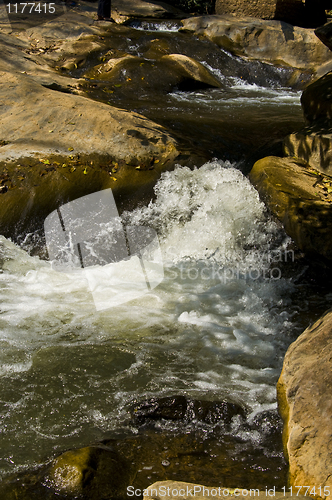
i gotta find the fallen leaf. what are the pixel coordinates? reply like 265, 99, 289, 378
68, 147, 74, 151
83, 168, 88, 174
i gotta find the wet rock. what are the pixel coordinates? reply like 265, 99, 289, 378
84, 53, 221, 95
277, 309, 332, 499
161, 54, 221, 89
181, 15, 331, 72
315, 21, 332, 51
131, 396, 247, 426
249, 156, 332, 263
284, 125, 332, 175
47, 444, 132, 498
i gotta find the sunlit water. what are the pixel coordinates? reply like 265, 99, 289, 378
0, 160, 312, 478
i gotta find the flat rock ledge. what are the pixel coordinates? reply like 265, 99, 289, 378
277, 310, 332, 500
249, 156, 332, 264
180, 15, 331, 75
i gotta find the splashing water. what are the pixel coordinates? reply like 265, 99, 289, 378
0, 160, 299, 477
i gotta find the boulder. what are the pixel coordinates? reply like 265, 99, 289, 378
249, 156, 332, 263
277, 310, 332, 500
301, 71, 332, 124
0, 406, 288, 498
180, 16, 331, 72
143, 481, 304, 500
83, 53, 221, 95
283, 72, 332, 174
111, 0, 187, 23
131, 395, 247, 425
0, 70, 178, 163
315, 21, 332, 51
215, 0, 304, 26
215, 0, 327, 28
0, 68, 180, 238
47, 445, 132, 498
284, 126, 332, 175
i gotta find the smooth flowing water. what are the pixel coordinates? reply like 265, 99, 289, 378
0, 21, 329, 492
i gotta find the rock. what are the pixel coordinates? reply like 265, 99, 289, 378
301, 71, 332, 124
84, 53, 221, 95
249, 156, 332, 263
277, 310, 332, 499
180, 15, 331, 72
315, 21, 332, 51
131, 395, 247, 425
47, 444, 132, 498
284, 125, 332, 175
215, 0, 328, 27
215, 0, 304, 26
0, 64, 180, 238
161, 54, 222, 89
0, 418, 288, 498
143, 481, 305, 500
112, 0, 187, 21
283, 72, 332, 174
0, 70, 177, 162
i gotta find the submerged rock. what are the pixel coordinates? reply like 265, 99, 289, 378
131, 396, 247, 425
215, 0, 305, 26
249, 156, 332, 264
277, 310, 332, 500
181, 15, 331, 73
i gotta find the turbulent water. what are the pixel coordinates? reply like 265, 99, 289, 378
0, 159, 310, 478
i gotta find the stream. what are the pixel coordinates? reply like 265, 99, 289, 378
0, 19, 331, 496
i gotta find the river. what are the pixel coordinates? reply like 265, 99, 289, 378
0, 19, 330, 495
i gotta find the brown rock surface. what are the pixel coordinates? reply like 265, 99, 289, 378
180, 16, 331, 72
277, 310, 332, 499
283, 72, 332, 174
215, 0, 304, 25
112, 0, 186, 20
249, 156, 332, 263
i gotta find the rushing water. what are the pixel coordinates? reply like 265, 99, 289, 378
0, 158, 321, 481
